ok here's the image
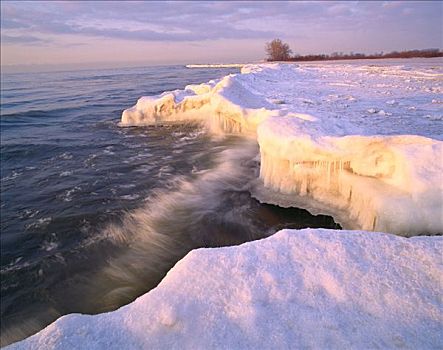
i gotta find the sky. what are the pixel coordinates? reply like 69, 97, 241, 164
1, 1, 442, 71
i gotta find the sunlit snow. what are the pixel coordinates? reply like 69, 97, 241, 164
122, 59, 443, 236
8, 229, 443, 349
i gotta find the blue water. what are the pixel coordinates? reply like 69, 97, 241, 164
0, 65, 339, 345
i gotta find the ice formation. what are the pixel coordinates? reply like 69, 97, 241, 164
121, 59, 443, 236
8, 229, 443, 349
257, 126, 443, 235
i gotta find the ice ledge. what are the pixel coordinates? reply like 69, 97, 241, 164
120, 71, 278, 135
8, 228, 443, 349
121, 62, 443, 235
257, 120, 443, 235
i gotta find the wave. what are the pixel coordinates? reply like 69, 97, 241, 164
84, 138, 262, 311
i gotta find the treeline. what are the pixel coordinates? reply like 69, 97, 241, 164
265, 39, 442, 62
289, 49, 443, 62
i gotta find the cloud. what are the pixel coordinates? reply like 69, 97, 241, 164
1, 34, 49, 44
1, 1, 396, 44
0, 1, 284, 43
402, 8, 413, 15
1, 18, 31, 29
1, 0, 441, 67
1, 1, 441, 45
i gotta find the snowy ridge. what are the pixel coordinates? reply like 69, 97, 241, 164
8, 229, 443, 349
121, 60, 443, 236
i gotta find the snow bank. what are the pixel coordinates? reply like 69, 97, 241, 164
121, 59, 443, 236
8, 229, 443, 349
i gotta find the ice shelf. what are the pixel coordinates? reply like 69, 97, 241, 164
121, 60, 443, 236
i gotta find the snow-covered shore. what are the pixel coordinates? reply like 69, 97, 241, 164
122, 59, 443, 236
8, 229, 443, 349
8, 60, 443, 349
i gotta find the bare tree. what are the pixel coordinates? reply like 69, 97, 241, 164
265, 39, 292, 61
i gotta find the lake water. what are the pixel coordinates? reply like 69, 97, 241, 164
0, 65, 339, 346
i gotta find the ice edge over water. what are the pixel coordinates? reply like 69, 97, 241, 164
121, 62, 443, 236
8, 229, 443, 349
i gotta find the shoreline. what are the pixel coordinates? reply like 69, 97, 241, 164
184, 56, 443, 69
7, 59, 443, 349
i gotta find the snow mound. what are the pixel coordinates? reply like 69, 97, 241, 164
8, 229, 443, 349
121, 59, 443, 236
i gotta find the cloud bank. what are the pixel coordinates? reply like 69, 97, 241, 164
1, 1, 441, 68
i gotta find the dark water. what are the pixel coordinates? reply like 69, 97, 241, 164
0, 65, 340, 346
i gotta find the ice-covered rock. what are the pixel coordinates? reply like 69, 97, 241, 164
8, 229, 443, 349
121, 59, 443, 236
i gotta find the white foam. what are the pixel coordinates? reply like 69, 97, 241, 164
24, 217, 52, 230
59, 186, 82, 202
2, 170, 22, 181
19, 209, 40, 219
119, 194, 140, 201
40, 241, 58, 252
118, 184, 137, 189
58, 152, 73, 160
134, 165, 154, 173
59, 171, 73, 177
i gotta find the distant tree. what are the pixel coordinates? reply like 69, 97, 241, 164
265, 39, 292, 61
